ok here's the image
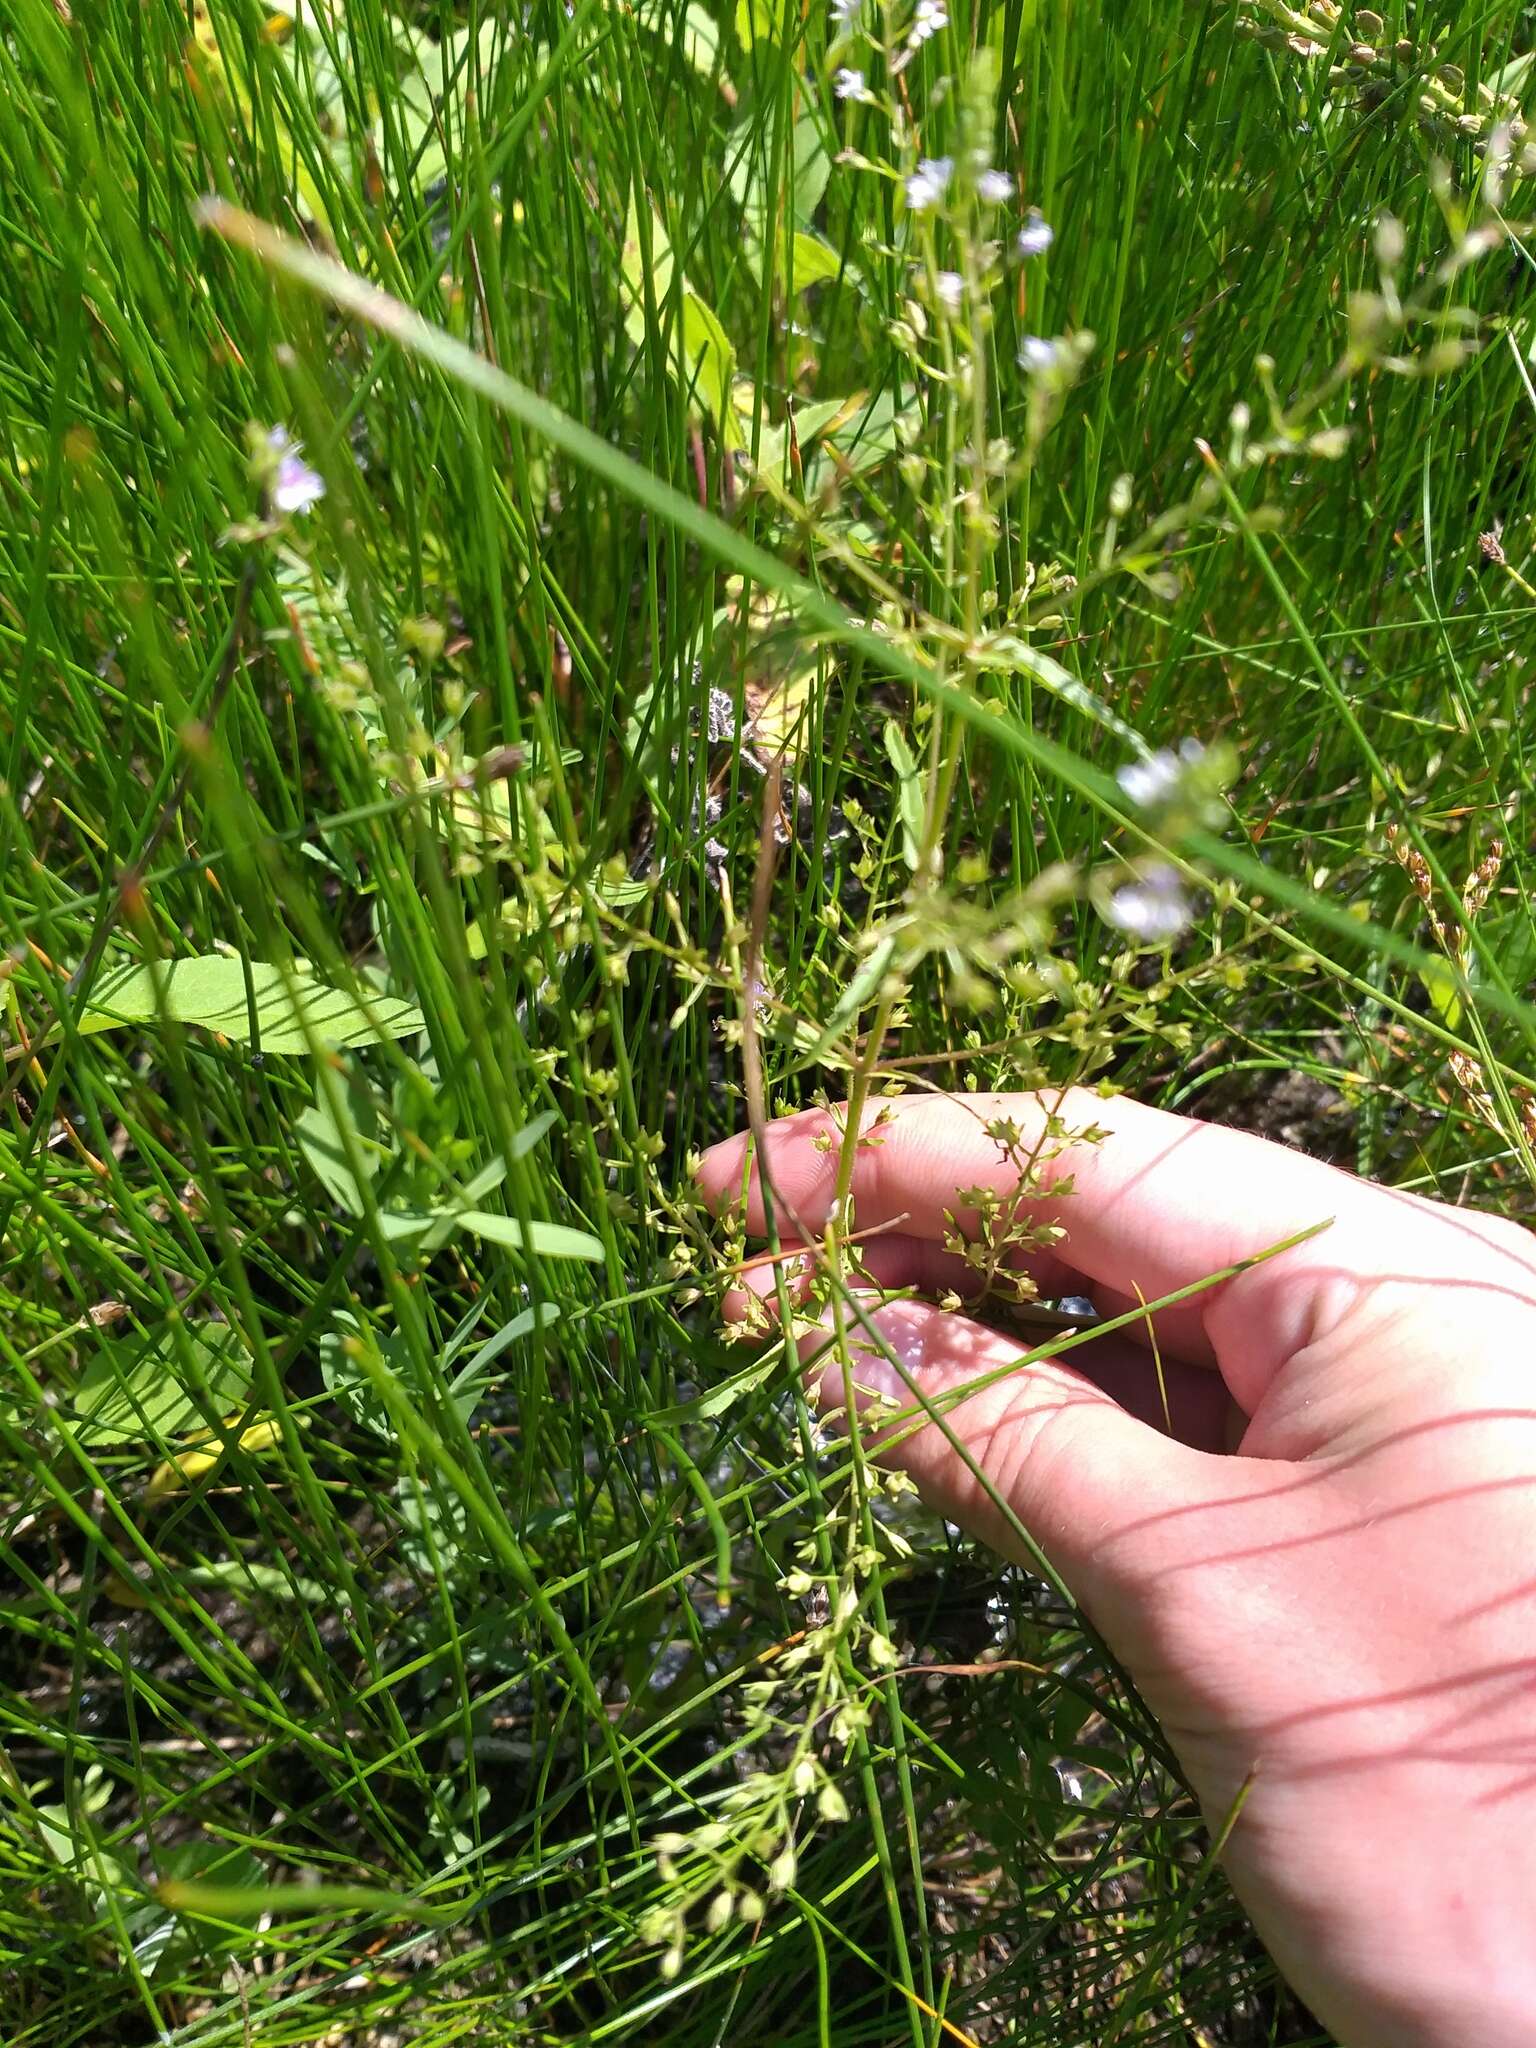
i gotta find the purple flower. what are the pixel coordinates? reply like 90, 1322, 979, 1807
266, 428, 325, 516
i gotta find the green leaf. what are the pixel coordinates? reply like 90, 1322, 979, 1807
509, 1107, 561, 1159
159, 1841, 265, 1893
78, 957, 424, 1055
447, 1303, 562, 1420
296, 1067, 383, 1217
184, 1562, 328, 1605
1419, 956, 1463, 1030
458, 1209, 607, 1262
622, 189, 740, 446
621, 187, 675, 350
734, 0, 776, 50
803, 389, 921, 488
974, 635, 1149, 751
791, 928, 903, 1067
790, 113, 830, 223
69, 1325, 252, 1447
677, 288, 740, 446
633, 0, 726, 83
883, 720, 925, 871
645, 1350, 781, 1425
464, 1301, 563, 1376
786, 231, 843, 294
320, 1319, 395, 1435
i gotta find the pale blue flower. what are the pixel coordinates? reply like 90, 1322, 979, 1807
1017, 208, 1054, 257
1105, 865, 1191, 942
906, 156, 953, 210
907, 0, 947, 44
1116, 739, 1205, 810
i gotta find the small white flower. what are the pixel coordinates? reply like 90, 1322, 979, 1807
265, 428, 325, 516
907, 0, 947, 44
830, 0, 861, 27
1017, 334, 1059, 373
1017, 208, 1054, 257
1115, 738, 1205, 810
905, 155, 953, 211
934, 269, 964, 312
1105, 865, 1192, 944
834, 65, 869, 99
976, 168, 1013, 204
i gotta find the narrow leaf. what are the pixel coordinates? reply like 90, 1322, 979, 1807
883, 721, 926, 871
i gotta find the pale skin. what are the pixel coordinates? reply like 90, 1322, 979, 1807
696, 1090, 1536, 2048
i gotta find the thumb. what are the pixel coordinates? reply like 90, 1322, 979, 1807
803, 1296, 1234, 1612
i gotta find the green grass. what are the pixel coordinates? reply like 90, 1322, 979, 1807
2, 0, 1535, 2040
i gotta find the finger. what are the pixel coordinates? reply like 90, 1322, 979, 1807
721, 1230, 1081, 1323
801, 1296, 1241, 1603
725, 1239, 1234, 1447
697, 1090, 1429, 1399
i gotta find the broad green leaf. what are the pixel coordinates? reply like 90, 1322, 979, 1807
159, 1841, 266, 1893
734, 0, 776, 50
458, 1209, 606, 1262
1419, 956, 1463, 1030
745, 395, 852, 484
804, 389, 922, 489
296, 1067, 383, 1217
458, 1155, 510, 1206
633, 0, 726, 83
791, 113, 830, 223
621, 188, 677, 353
184, 1562, 328, 1605
677, 287, 740, 446
395, 1471, 477, 1578
320, 1319, 400, 1434
448, 1303, 562, 1420
70, 1325, 251, 1447
79, 957, 424, 1054
622, 190, 740, 446
787, 231, 843, 293
791, 396, 857, 445
883, 720, 926, 871
379, 1203, 601, 1262
378, 1206, 441, 1241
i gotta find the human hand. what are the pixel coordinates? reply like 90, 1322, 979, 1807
697, 1090, 1536, 2048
